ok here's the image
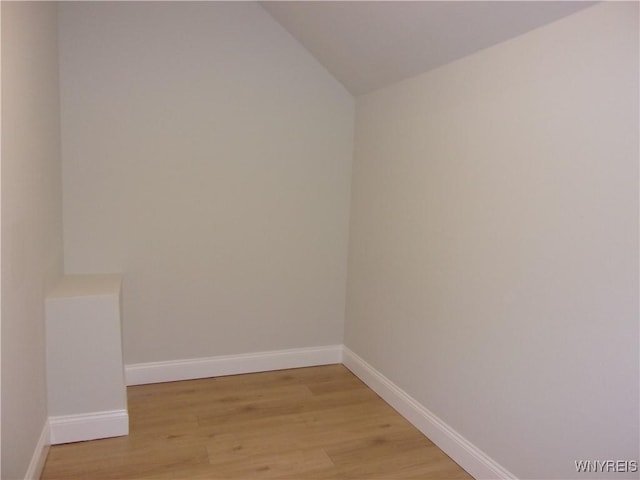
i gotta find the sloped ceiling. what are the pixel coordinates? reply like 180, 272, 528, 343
261, 1, 596, 96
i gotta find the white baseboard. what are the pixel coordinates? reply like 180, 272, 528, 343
121, 344, 513, 480
25, 421, 50, 480
342, 347, 516, 480
49, 410, 129, 445
125, 345, 343, 386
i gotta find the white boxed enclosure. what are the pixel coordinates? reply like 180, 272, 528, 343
45, 274, 128, 444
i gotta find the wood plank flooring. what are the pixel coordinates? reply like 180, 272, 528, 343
41, 365, 473, 479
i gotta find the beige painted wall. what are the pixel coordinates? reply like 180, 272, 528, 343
346, 3, 639, 479
1, 2, 63, 477
59, 2, 354, 365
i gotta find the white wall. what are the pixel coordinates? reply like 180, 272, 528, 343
1, 2, 63, 477
346, 3, 639, 479
59, 2, 354, 365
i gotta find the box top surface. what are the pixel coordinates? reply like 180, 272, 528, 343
47, 274, 123, 299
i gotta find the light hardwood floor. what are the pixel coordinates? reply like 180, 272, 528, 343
41, 365, 472, 479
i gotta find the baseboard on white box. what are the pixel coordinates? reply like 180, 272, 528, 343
49, 410, 129, 445
125, 344, 343, 386
342, 347, 516, 480
25, 421, 50, 480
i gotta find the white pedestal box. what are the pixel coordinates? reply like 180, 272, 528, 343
45, 274, 128, 444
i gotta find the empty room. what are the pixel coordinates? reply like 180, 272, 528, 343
1, 1, 638, 479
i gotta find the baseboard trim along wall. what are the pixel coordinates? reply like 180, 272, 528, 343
120, 344, 515, 480
125, 345, 344, 386
342, 347, 516, 480
25, 422, 50, 480
49, 410, 129, 445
